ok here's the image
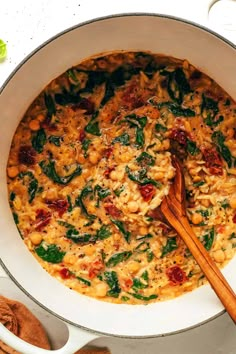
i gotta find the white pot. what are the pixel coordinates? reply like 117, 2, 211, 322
0, 13, 236, 354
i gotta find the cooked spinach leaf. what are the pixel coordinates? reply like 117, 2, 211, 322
96, 224, 112, 240
128, 292, 158, 301
110, 219, 131, 243
66, 228, 94, 244
124, 114, 147, 148
104, 271, 121, 298
18, 171, 39, 203
132, 271, 149, 291
76, 276, 91, 286
147, 249, 154, 262
203, 228, 215, 251
105, 251, 132, 267
136, 152, 155, 166
193, 181, 205, 187
155, 123, 167, 132
31, 128, 47, 153
81, 138, 91, 157
125, 166, 161, 187
155, 101, 195, 117
112, 133, 130, 146
48, 135, 61, 147
201, 94, 219, 117
44, 93, 56, 117
161, 237, 178, 258
186, 140, 200, 156
212, 131, 234, 168
54, 87, 81, 105
57, 220, 75, 228
114, 185, 125, 197
75, 184, 96, 222
39, 160, 82, 185
205, 114, 224, 127
134, 241, 150, 253
13, 212, 19, 224
35, 243, 65, 263
95, 185, 111, 202
229, 233, 236, 240
85, 112, 101, 136
166, 68, 191, 104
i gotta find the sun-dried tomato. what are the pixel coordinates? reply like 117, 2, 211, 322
104, 147, 113, 159
45, 199, 69, 217
79, 129, 86, 142
202, 148, 223, 175
121, 278, 133, 291
166, 265, 188, 286
18, 145, 36, 166
59, 268, 71, 279
104, 203, 122, 218
169, 129, 187, 146
88, 260, 104, 279
71, 98, 95, 115
233, 213, 236, 224
104, 166, 115, 178
34, 209, 51, 231
138, 184, 156, 202
122, 84, 144, 109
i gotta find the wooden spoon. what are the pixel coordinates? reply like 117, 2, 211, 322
160, 154, 236, 323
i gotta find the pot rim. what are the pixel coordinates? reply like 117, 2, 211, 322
1, 12, 235, 339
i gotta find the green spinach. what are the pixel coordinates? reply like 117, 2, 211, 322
35, 243, 65, 263
39, 160, 82, 185
161, 237, 178, 258
32, 128, 47, 153
105, 251, 132, 267
110, 219, 131, 243
104, 271, 121, 298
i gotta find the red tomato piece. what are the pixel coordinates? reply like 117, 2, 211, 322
59, 268, 71, 279
34, 209, 51, 231
233, 213, 236, 224
166, 266, 188, 286
18, 145, 36, 166
138, 184, 156, 202
169, 129, 187, 146
88, 260, 104, 279
202, 148, 223, 175
79, 129, 86, 142
104, 166, 115, 178
45, 199, 69, 217
104, 147, 113, 159
104, 203, 122, 218
71, 98, 95, 114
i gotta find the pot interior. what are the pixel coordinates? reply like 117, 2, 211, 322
0, 14, 236, 337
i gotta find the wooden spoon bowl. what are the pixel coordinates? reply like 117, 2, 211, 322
160, 155, 236, 323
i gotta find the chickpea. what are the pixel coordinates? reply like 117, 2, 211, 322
213, 249, 225, 263
29, 119, 40, 131
154, 171, 164, 180
77, 154, 86, 164
29, 232, 42, 245
63, 253, 77, 265
110, 168, 124, 181
13, 196, 21, 211
139, 226, 148, 236
95, 283, 108, 297
127, 261, 140, 274
84, 245, 96, 256
7, 166, 19, 178
36, 113, 45, 122
191, 213, 203, 225
229, 197, 236, 209
201, 199, 211, 208
127, 201, 139, 213
89, 150, 100, 165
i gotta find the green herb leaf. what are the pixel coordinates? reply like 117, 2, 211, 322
203, 228, 215, 251
39, 160, 82, 185
48, 135, 61, 147
0, 39, 7, 60
155, 123, 167, 132
161, 237, 178, 258
76, 276, 91, 286
44, 93, 56, 117
66, 229, 94, 244
35, 243, 65, 263
106, 251, 132, 267
186, 140, 200, 156
212, 131, 234, 168
110, 219, 131, 243
114, 185, 125, 197
104, 271, 121, 298
136, 152, 155, 166
32, 128, 47, 153
96, 224, 112, 240
112, 133, 130, 146
18, 171, 39, 203
128, 292, 158, 301
81, 138, 91, 157
95, 185, 111, 200
125, 166, 161, 187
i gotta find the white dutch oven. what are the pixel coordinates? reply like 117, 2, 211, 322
0, 13, 236, 353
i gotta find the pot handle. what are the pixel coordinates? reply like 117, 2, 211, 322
0, 322, 100, 354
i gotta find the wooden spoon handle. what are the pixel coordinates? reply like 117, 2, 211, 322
162, 202, 236, 323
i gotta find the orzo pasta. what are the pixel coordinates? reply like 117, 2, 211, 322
7, 51, 236, 304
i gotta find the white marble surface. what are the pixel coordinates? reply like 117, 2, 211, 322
0, 1, 236, 353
